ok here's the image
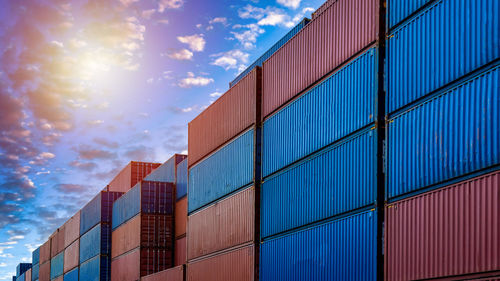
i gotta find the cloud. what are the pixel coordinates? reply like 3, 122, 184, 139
177, 34, 206, 52
207, 17, 229, 30
69, 160, 97, 171
166, 49, 194, 60
141, 9, 156, 19
119, 0, 140, 6
123, 146, 156, 161
87, 120, 104, 126
55, 184, 89, 194
93, 138, 119, 149
74, 145, 116, 160
231, 24, 265, 49
258, 10, 288, 25
39, 152, 55, 159
157, 19, 169, 24
237, 4, 310, 28
178, 72, 214, 88
210, 49, 249, 70
209, 91, 223, 98
158, 0, 184, 12
277, 0, 301, 9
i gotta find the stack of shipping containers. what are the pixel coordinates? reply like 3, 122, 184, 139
384, 0, 500, 280
62, 212, 80, 281
39, 240, 51, 281
49, 224, 64, 281
32, 248, 39, 281
15, 264, 32, 281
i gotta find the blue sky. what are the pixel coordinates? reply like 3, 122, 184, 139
0, 0, 324, 277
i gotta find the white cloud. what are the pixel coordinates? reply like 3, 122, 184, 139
158, 0, 184, 12
209, 17, 228, 26
209, 91, 223, 98
258, 10, 288, 26
157, 19, 169, 24
238, 5, 266, 19
231, 24, 265, 49
119, 0, 140, 6
87, 120, 104, 125
167, 49, 193, 60
196, 23, 202, 29
141, 9, 156, 19
237, 5, 292, 27
178, 72, 214, 88
177, 34, 206, 52
210, 49, 249, 70
39, 152, 55, 159
284, 7, 314, 28
277, 0, 301, 9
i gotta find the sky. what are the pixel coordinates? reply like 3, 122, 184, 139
0, 0, 325, 277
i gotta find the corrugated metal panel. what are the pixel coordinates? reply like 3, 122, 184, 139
63, 268, 78, 281
50, 226, 65, 258
63, 239, 78, 273
108, 162, 161, 193
385, 170, 500, 281
188, 187, 255, 260
39, 262, 50, 281
188, 129, 254, 213
261, 129, 377, 238
176, 158, 188, 200
79, 255, 110, 281
229, 19, 310, 88
262, 0, 379, 119
80, 191, 123, 235
32, 248, 40, 265
144, 154, 187, 182
175, 197, 187, 238
80, 223, 111, 263
52, 277, 62, 281
386, 0, 500, 113
31, 264, 39, 281
63, 211, 80, 248
17, 264, 31, 277
140, 265, 184, 281
25, 269, 31, 281
174, 237, 186, 266
386, 0, 432, 29
311, 0, 337, 19
17, 274, 24, 281
111, 248, 173, 280
187, 245, 254, 281
262, 48, 377, 177
386, 66, 500, 199
188, 69, 258, 168
50, 252, 64, 280
40, 241, 51, 265
111, 214, 141, 259
112, 185, 140, 229
260, 210, 377, 281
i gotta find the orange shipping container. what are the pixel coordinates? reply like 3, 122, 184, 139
187, 245, 255, 281
64, 211, 80, 248
39, 261, 50, 281
175, 197, 187, 238
63, 239, 79, 273
111, 214, 141, 258
39, 240, 51, 264
174, 237, 186, 266
108, 161, 161, 193
50, 226, 65, 257
187, 187, 255, 260
111, 248, 172, 280
141, 265, 184, 281
25, 268, 31, 281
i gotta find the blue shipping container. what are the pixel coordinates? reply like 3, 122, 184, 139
144, 154, 186, 182
261, 129, 377, 238
176, 158, 188, 199
112, 181, 174, 229
262, 48, 377, 178
32, 247, 40, 265
16, 264, 31, 277
188, 129, 254, 213
64, 267, 78, 281
31, 264, 38, 281
16, 275, 24, 281
229, 18, 310, 88
80, 191, 122, 235
50, 252, 64, 279
386, 0, 500, 114
79, 255, 110, 281
387, 65, 500, 199
260, 210, 377, 281
387, 0, 433, 29
80, 223, 111, 264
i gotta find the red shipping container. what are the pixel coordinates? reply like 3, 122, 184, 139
174, 237, 186, 266
39, 240, 51, 264
175, 197, 187, 238
187, 245, 255, 281
311, 0, 337, 19
64, 211, 80, 248
63, 239, 79, 273
112, 248, 173, 281
25, 268, 31, 281
188, 68, 261, 167
385, 171, 500, 281
39, 261, 50, 281
141, 265, 184, 281
112, 214, 174, 259
108, 161, 161, 193
50, 226, 65, 257
262, 0, 379, 119
187, 187, 255, 260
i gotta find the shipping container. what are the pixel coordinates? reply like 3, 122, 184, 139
39, 262, 50, 281
52, 276, 62, 281
80, 223, 111, 264
386, 0, 433, 29
79, 255, 110, 281
174, 237, 186, 266
50, 252, 64, 280
50, 226, 65, 258
144, 154, 186, 183
229, 19, 310, 88
112, 181, 174, 229
260, 209, 377, 281
385, 170, 500, 281
176, 158, 188, 200
17, 264, 31, 277
140, 265, 184, 281
80, 191, 123, 235
25, 269, 31, 281
188, 69, 260, 168
64, 211, 80, 248
188, 129, 254, 213
188, 187, 254, 260
111, 213, 173, 258
175, 197, 187, 238
187, 245, 254, 281
63, 239, 78, 273
262, 0, 379, 119
40, 241, 51, 264
108, 161, 161, 193
111, 248, 173, 280
261, 129, 377, 238
63, 268, 78, 281
386, 66, 500, 199
311, 0, 336, 19
17, 274, 24, 281
32, 247, 40, 266
31, 264, 39, 281
262, 48, 377, 177
386, 0, 500, 113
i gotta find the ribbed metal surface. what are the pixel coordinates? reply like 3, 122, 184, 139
112, 185, 140, 229
176, 158, 188, 199
80, 191, 123, 235
80, 223, 111, 263
17, 274, 24, 281
262, 0, 379, 119
387, 66, 500, 199
63, 268, 78, 281
311, 0, 338, 19
188, 187, 255, 260
32, 248, 40, 266
39, 262, 50, 281
50, 226, 65, 258
141, 265, 184, 281
261, 129, 377, 238
262, 48, 377, 177
63, 239, 78, 273
260, 210, 377, 281
144, 154, 186, 183
108, 162, 161, 193
175, 197, 187, 238
31, 264, 38, 281
64, 211, 80, 248
39, 241, 51, 264
50, 252, 64, 280
387, 0, 432, 29
385, 170, 500, 281
188, 129, 254, 213
229, 19, 309, 88
174, 237, 187, 266
79, 255, 110, 281
188, 69, 258, 168
386, 0, 500, 113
